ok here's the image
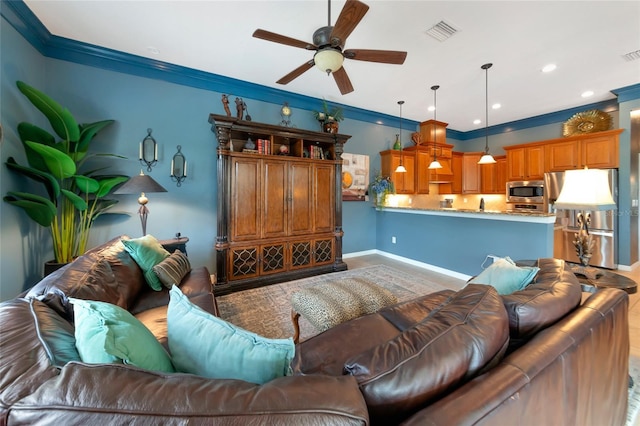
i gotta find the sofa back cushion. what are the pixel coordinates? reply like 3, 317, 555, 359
502, 258, 582, 350
343, 284, 509, 424
25, 236, 145, 319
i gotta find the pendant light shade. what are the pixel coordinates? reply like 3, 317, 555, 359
478, 63, 496, 165
427, 85, 443, 170
395, 100, 407, 173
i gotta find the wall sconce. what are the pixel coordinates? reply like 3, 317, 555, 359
171, 145, 187, 187
139, 128, 158, 172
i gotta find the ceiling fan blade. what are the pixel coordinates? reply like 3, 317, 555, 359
253, 29, 317, 50
343, 49, 407, 64
330, 0, 369, 46
333, 67, 354, 95
276, 61, 315, 85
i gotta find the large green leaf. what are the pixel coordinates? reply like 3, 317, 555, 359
77, 120, 115, 153
4, 192, 56, 227
25, 141, 76, 179
95, 176, 129, 198
17, 81, 80, 142
17, 122, 56, 171
5, 157, 60, 201
75, 175, 100, 194
61, 189, 88, 211
90, 198, 120, 222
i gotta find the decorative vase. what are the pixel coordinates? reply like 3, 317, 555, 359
374, 192, 385, 207
323, 121, 339, 134
393, 134, 402, 150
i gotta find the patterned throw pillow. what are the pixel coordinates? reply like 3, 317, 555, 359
153, 250, 191, 288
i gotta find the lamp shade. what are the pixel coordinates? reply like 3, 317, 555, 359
114, 171, 167, 195
478, 154, 497, 165
428, 160, 443, 169
554, 168, 616, 211
314, 48, 344, 74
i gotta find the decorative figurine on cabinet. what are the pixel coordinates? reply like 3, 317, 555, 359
221, 94, 231, 116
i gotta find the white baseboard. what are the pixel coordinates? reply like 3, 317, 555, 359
344, 249, 472, 281
618, 260, 640, 272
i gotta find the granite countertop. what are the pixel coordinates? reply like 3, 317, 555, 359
375, 205, 556, 223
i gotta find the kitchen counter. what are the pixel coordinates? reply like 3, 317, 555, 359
376, 206, 556, 224
373, 206, 555, 277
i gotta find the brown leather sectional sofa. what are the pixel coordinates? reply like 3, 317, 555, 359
0, 237, 630, 425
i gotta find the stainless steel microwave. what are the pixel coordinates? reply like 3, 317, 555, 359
506, 180, 544, 203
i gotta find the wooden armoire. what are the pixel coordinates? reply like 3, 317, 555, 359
209, 114, 350, 295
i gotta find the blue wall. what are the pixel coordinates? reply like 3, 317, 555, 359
1, 2, 639, 301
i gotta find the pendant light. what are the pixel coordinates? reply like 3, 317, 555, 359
395, 100, 407, 173
478, 63, 497, 165
427, 85, 443, 170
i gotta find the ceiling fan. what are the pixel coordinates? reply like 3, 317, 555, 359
252, 0, 407, 95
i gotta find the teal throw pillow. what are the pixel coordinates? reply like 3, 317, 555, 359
469, 257, 539, 295
71, 298, 174, 373
167, 286, 295, 384
122, 235, 170, 291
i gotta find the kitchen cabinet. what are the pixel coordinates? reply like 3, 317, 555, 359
481, 155, 507, 194
505, 129, 622, 180
380, 150, 416, 194
210, 114, 349, 294
462, 152, 482, 193
505, 145, 545, 181
440, 152, 463, 194
404, 143, 454, 194
547, 131, 620, 171
414, 149, 431, 194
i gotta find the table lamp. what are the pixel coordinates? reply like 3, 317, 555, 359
114, 170, 167, 235
554, 167, 616, 279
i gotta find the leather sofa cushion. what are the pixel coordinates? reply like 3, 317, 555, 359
344, 284, 509, 425
503, 258, 582, 350
25, 236, 144, 319
0, 298, 78, 416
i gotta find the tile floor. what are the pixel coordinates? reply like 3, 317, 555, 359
344, 254, 640, 357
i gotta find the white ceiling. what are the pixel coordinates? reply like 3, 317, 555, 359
23, 0, 640, 132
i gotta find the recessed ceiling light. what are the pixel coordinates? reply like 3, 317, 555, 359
428, 106, 435, 112
473, 119, 481, 125
542, 64, 557, 73
581, 90, 594, 98
492, 103, 501, 110
147, 46, 160, 55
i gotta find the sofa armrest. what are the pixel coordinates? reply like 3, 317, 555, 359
10, 362, 369, 425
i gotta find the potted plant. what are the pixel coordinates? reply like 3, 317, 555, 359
313, 99, 344, 133
368, 172, 395, 207
4, 81, 128, 268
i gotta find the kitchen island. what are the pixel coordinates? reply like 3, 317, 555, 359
374, 206, 556, 278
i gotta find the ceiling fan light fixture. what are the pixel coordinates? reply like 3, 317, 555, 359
314, 48, 344, 74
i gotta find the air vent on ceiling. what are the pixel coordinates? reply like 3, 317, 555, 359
425, 20, 459, 42
622, 50, 640, 61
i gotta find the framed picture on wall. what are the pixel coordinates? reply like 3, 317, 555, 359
342, 153, 369, 201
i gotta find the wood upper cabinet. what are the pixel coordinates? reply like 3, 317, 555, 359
210, 114, 349, 293
380, 150, 415, 194
506, 145, 545, 181
480, 155, 506, 194
449, 152, 463, 194
546, 132, 620, 170
414, 149, 431, 194
462, 153, 482, 193
506, 129, 622, 180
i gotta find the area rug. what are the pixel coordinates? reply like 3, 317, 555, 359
216, 264, 448, 342
628, 356, 640, 426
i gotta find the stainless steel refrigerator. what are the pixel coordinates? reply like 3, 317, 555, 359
544, 170, 618, 269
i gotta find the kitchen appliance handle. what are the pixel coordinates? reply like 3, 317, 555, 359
563, 229, 613, 237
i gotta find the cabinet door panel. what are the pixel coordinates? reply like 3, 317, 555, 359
314, 164, 335, 232
262, 160, 288, 238
415, 151, 431, 194
229, 245, 259, 280
260, 243, 286, 275
546, 141, 578, 172
290, 163, 313, 235
231, 158, 260, 241
582, 135, 618, 168
526, 146, 545, 179
314, 238, 334, 265
506, 148, 525, 181
462, 153, 481, 193
397, 153, 415, 193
